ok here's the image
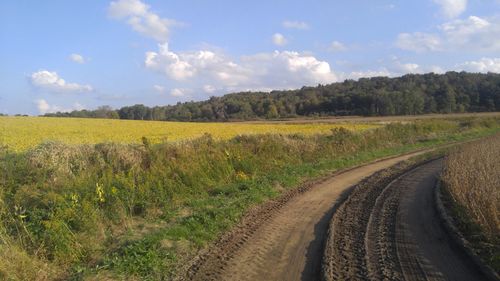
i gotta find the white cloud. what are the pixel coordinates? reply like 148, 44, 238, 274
433, 0, 467, 19
73, 102, 85, 110
153, 84, 165, 92
457, 57, 500, 72
241, 51, 336, 86
36, 99, 52, 114
35, 99, 85, 114
397, 15, 500, 53
108, 0, 179, 42
338, 56, 449, 80
388, 56, 446, 75
203, 84, 216, 94
344, 69, 393, 80
429, 65, 446, 74
440, 15, 490, 32
30, 70, 93, 93
396, 62, 421, 73
145, 43, 337, 92
69, 53, 86, 64
272, 33, 287, 46
170, 88, 187, 97
329, 41, 347, 52
396, 32, 442, 52
439, 16, 499, 51
145, 43, 247, 83
282, 20, 309, 30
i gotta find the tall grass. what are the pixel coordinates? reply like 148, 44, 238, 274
441, 134, 500, 271
442, 135, 499, 240
0, 117, 499, 280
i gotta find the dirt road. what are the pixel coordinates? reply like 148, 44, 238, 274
323, 159, 492, 281
188, 150, 432, 281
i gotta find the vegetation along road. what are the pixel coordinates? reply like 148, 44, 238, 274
187, 148, 495, 281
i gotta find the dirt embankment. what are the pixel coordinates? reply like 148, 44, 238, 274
323, 159, 494, 281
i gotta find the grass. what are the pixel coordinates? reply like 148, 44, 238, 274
0, 116, 499, 280
0, 116, 376, 152
441, 134, 500, 273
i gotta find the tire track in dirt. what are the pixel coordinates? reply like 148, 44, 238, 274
185, 150, 432, 281
323, 159, 493, 281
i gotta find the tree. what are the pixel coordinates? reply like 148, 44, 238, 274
42, 72, 500, 121
266, 104, 279, 119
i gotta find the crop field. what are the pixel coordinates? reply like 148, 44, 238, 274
441, 135, 500, 272
0, 116, 499, 280
0, 116, 377, 152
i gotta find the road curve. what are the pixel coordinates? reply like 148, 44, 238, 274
323, 159, 492, 281
394, 159, 489, 281
189, 150, 432, 281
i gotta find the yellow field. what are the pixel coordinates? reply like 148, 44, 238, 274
0, 116, 377, 152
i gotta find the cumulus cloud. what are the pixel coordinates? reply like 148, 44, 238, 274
439, 16, 500, 51
388, 56, 447, 75
69, 53, 86, 64
35, 99, 85, 114
396, 32, 442, 52
282, 20, 309, 30
433, 0, 467, 19
329, 41, 347, 52
36, 99, 52, 114
170, 88, 188, 97
145, 43, 247, 83
397, 16, 500, 53
144, 43, 337, 92
241, 51, 337, 87
272, 33, 287, 46
203, 84, 216, 94
30, 70, 93, 93
108, 0, 179, 42
457, 57, 500, 72
395, 62, 421, 73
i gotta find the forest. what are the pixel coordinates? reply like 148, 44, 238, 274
43, 72, 500, 121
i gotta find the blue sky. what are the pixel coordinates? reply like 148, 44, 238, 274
1, 0, 500, 115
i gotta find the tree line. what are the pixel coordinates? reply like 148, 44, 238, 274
43, 72, 500, 121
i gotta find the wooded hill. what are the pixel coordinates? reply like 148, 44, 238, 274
44, 72, 500, 121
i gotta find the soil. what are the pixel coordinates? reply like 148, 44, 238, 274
323, 159, 493, 281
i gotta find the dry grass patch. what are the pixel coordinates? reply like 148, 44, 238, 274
442, 135, 500, 239
442, 134, 500, 271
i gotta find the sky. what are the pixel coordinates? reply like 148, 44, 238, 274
1, 0, 500, 115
